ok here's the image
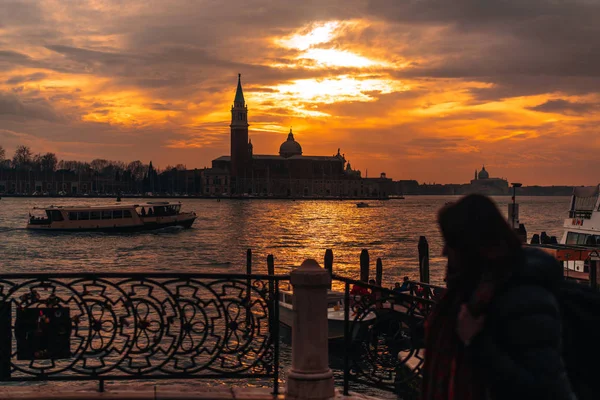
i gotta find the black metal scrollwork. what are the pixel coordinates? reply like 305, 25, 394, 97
0, 273, 286, 389
334, 276, 442, 395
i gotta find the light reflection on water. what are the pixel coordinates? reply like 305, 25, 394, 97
0, 196, 570, 397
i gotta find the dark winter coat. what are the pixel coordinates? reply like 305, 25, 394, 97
470, 247, 577, 400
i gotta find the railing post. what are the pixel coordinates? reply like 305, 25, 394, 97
286, 259, 334, 400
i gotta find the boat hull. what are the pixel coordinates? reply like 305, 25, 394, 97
279, 303, 372, 341
27, 216, 196, 232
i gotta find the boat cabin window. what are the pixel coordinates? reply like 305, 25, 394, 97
90, 211, 101, 220
68, 212, 77, 220
113, 210, 123, 219
78, 211, 90, 220
102, 210, 112, 220
566, 232, 599, 245
47, 210, 63, 221
123, 210, 132, 218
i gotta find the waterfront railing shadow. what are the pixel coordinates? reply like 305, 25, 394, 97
0, 271, 289, 394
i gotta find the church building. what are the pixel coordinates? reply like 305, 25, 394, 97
202, 75, 392, 198
468, 165, 509, 195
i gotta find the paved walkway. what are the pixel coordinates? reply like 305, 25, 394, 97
0, 384, 382, 400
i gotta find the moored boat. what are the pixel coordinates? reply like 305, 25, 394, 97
531, 185, 600, 279
560, 185, 600, 247
26, 201, 196, 232
278, 289, 375, 341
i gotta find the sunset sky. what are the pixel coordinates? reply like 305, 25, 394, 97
0, 0, 599, 185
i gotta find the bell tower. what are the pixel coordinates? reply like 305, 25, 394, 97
230, 74, 249, 187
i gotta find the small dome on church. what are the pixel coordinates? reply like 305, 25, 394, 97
478, 166, 489, 180
279, 129, 302, 158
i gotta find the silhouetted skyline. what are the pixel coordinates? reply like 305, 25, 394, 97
0, 1, 598, 185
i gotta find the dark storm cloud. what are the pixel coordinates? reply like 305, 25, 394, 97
0, 91, 62, 122
368, 0, 600, 99
527, 99, 600, 115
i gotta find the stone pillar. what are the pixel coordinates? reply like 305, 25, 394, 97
286, 259, 335, 400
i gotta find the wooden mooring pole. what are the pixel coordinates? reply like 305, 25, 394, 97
324, 249, 333, 277
360, 249, 370, 282
418, 236, 430, 284
267, 254, 275, 276
376, 258, 383, 286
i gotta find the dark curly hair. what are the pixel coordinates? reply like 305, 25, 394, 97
438, 194, 523, 299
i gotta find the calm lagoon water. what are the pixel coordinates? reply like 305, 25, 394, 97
1, 196, 569, 286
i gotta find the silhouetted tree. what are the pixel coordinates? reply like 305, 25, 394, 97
40, 153, 58, 172
12, 145, 32, 170
127, 160, 147, 181
58, 160, 90, 173
0, 146, 8, 170
90, 159, 109, 174
32, 153, 43, 172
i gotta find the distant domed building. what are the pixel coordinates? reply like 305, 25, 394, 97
201, 75, 392, 198
477, 166, 489, 180
279, 129, 302, 158
469, 165, 509, 195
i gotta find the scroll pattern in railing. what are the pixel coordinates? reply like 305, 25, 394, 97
332, 275, 444, 397
0, 273, 287, 393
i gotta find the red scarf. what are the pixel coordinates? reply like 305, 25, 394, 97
421, 281, 495, 400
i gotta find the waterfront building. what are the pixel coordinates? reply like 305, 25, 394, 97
468, 165, 509, 195
202, 75, 392, 198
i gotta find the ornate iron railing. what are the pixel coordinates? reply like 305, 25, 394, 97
332, 275, 444, 397
0, 272, 288, 393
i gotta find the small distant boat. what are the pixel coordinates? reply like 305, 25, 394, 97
356, 202, 369, 208
26, 201, 196, 232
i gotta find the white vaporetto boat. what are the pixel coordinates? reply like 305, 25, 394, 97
26, 202, 196, 232
557, 185, 600, 274
560, 185, 600, 246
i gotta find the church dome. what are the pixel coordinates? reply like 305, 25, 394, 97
279, 129, 302, 158
478, 166, 489, 180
